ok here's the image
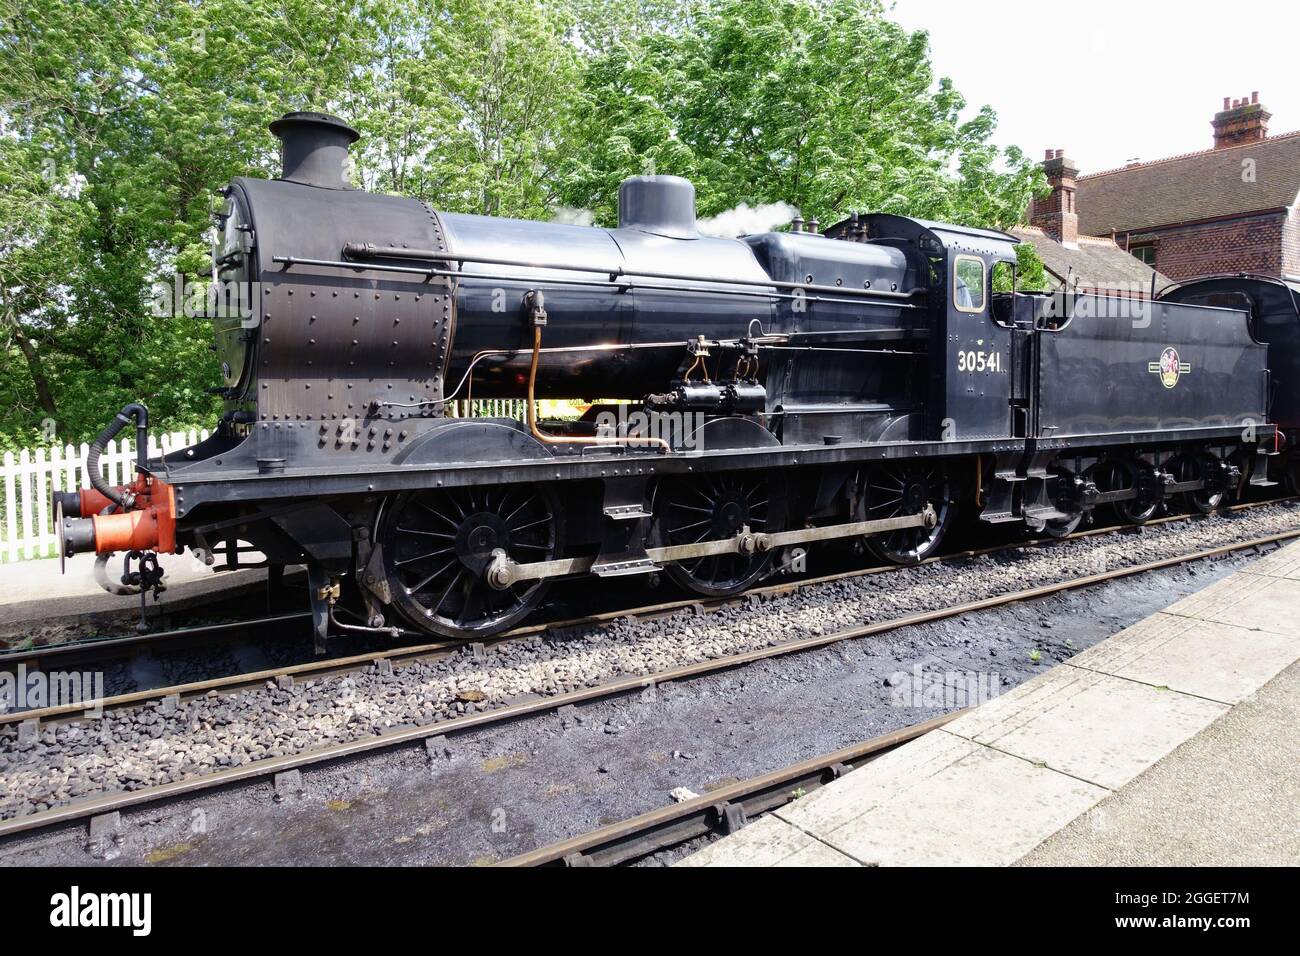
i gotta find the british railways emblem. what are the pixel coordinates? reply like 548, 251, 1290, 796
1149, 347, 1191, 388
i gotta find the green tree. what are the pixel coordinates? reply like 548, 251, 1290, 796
560, 0, 1044, 230
0, 0, 377, 445
993, 242, 1049, 293
369, 0, 585, 218
0, 136, 89, 426
1, 0, 1046, 447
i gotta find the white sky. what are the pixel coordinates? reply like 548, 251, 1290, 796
888, 0, 1300, 175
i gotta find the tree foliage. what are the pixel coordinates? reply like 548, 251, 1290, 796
0, 0, 382, 447
0, 0, 1045, 447
559, 0, 1044, 228
993, 242, 1049, 293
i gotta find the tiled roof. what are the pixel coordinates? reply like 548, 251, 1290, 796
1076, 132, 1300, 234
1011, 227, 1171, 294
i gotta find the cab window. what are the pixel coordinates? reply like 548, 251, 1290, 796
954, 255, 985, 313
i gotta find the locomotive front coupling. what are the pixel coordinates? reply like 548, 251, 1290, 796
55, 403, 179, 567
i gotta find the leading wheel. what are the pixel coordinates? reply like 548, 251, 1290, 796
1041, 513, 1083, 539
380, 483, 562, 639
859, 462, 953, 564
651, 472, 785, 597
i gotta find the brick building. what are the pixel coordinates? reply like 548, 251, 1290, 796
1060, 93, 1300, 283
1013, 150, 1167, 296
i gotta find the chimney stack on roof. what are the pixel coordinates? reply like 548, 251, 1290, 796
1030, 148, 1079, 246
1212, 92, 1270, 149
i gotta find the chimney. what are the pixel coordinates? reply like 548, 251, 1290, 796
617, 175, 698, 238
1212, 93, 1270, 149
1030, 148, 1079, 246
269, 111, 359, 189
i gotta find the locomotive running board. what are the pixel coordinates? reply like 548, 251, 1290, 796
485, 507, 938, 588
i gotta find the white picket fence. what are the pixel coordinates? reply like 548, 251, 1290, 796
0, 402, 577, 564
448, 399, 594, 420
447, 399, 527, 420
0, 430, 210, 563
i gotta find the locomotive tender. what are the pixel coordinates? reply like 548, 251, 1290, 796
57, 112, 1286, 646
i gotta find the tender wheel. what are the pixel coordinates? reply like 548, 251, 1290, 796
380, 484, 562, 639
1168, 453, 1223, 515
859, 462, 952, 564
1094, 459, 1160, 524
1041, 468, 1084, 538
652, 472, 785, 597
1284, 453, 1300, 497
1041, 511, 1083, 539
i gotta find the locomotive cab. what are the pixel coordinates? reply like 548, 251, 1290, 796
825, 214, 1022, 444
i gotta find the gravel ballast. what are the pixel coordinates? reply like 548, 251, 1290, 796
1, 501, 1297, 823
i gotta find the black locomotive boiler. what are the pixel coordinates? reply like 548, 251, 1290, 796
57, 112, 1284, 647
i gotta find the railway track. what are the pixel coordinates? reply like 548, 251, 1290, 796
498, 710, 963, 867
1, 497, 1292, 726
2, 494, 1291, 671
0, 521, 1294, 845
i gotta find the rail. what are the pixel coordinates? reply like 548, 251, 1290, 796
0, 526, 1294, 842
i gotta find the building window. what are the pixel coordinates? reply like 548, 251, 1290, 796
1130, 244, 1156, 266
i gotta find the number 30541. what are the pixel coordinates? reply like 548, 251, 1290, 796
957, 350, 1002, 373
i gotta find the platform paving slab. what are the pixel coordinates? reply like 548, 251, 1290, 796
1019, 657, 1300, 866
773, 835, 862, 867
1159, 571, 1300, 637
1237, 545, 1300, 581
944, 666, 1228, 791
792, 736, 1104, 867
680, 813, 860, 867
678, 540, 1300, 867
1069, 614, 1296, 705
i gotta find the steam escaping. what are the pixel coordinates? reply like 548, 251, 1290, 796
551, 200, 800, 236
697, 201, 799, 237
551, 205, 596, 227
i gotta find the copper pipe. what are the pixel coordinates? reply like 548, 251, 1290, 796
526, 326, 670, 452
437, 339, 695, 410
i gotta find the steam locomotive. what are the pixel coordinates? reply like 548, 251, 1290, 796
56, 112, 1294, 647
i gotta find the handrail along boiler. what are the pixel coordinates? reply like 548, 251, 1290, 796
57, 112, 1285, 647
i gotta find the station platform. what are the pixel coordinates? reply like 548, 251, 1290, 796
679, 541, 1300, 867
0, 552, 270, 629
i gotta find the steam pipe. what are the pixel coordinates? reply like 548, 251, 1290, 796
339, 244, 918, 302
521, 292, 669, 454
525, 326, 668, 453
276, 255, 918, 311
87, 403, 148, 509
